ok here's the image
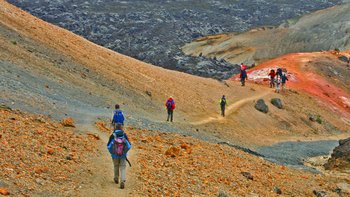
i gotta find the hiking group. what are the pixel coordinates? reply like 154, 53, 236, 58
107, 104, 131, 189
268, 67, 288, 93
105, 66, 289, 189
106, 99, 177, 189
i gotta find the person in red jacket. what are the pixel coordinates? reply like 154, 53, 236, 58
165, 97, 175, 122
268, 69, 276, 88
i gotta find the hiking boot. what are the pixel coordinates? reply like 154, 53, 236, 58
114, 178, 119, 184
120, 181, 125, 189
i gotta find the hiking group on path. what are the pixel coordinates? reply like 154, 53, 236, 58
105, 64, 289, 189
268, 67, 288, 93
107, 104, 131, 189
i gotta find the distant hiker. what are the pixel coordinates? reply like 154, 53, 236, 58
240, 69, 247, 86
275, 77, 282, 93
281, 73, 288, 92
112, 104, 125, 130
240, 63, 247, 71
107, 124, 131, 189
276, 67, 283, 79
268, 69, 276, 88
219, 95, 227, 117
165, 97, 175, 122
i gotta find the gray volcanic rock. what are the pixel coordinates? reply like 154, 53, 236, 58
7, 0, 342, 79
324, 137, 350, 171
338, 55, 349, 63
255, 99, 268, 113
271, 98, 283, 109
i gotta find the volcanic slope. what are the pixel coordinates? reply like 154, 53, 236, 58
1, 1, 350, 196
238, 52, 350, 121
182, 3, 350, 65
0, 0, 349, 148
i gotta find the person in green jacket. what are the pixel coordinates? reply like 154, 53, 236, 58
219, 95, 228, 117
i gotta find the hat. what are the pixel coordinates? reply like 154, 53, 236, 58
113, 129, 124, 137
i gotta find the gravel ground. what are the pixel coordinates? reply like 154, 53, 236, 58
256, 140, 339, 171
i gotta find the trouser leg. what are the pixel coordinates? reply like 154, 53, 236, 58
167, 110, 170, 121
170, 110, 173, 122
113, 158, 120, 181
120, 158, 127, 182
221, 106, 225, 116
270, 78, 274, 88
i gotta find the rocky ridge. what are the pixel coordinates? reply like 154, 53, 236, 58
183, 3, 350, 65
8, 0, 342, 79
325, 137, 350, 171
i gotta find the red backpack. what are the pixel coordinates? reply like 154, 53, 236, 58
112, 136, 126, 156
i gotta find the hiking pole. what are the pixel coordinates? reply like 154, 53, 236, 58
126, 157, 132, 167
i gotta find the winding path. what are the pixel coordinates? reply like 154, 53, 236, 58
191, 91, 271, 125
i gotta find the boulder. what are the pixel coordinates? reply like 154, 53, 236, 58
273, 187, 282, 195
218, 191, 228, 197
61, 117, 75, 127
313, 190, 328, 197
338, 55, 349, 63
324, 137, 350, 171
0, 188, 10, 196
241, 172, 254, 180
165, 146, 181, 157
255, 99, 268, 113
271, 98, 283, 109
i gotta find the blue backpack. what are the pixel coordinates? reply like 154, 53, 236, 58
166, 101, 172, 109
112, 110, 124, 125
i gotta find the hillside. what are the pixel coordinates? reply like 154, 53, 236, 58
1, 0, 350, 149
2, 108, 349, 196
182, 3, 350, 65
1, 0, 350, 196
0, 108, 98, 196
7, 0, 343, 79
233, 52, 350, 119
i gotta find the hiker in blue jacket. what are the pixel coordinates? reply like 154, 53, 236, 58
107, 124, 131, 189
281, 73, 288, 92
112, 104, 125, 130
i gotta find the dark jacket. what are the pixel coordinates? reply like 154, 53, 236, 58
281, 75, 288, 83
240, 70, 247, 79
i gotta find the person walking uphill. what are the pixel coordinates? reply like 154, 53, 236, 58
107, 124, 131, 189
112, 104, 125, 130
165, 97, 175, 122
281, 73, 288, 92
240, 69, 248, 86
219, 95, 227, 117
268, 69, 276, 88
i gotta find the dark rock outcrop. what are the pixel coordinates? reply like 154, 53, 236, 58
255, 99, 268, 113
241, 172, 253, 180
324, 137, 350, 171
338, 55, 349, 63
271, 98, 283, 109
218, 191, 228, 197
313, 190, 328, 197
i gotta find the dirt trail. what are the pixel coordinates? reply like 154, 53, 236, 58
78, 126, 139, 197
191, 91, 271, 125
